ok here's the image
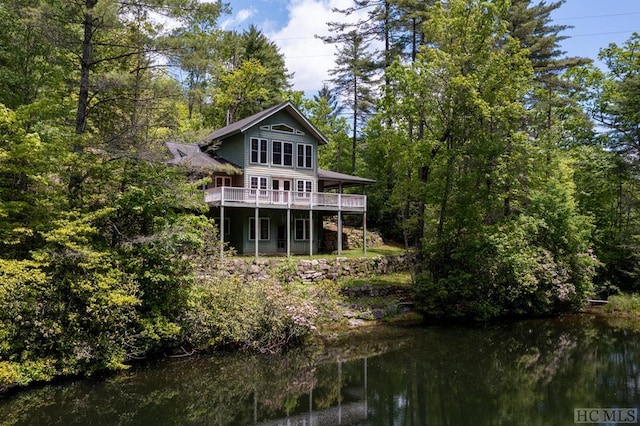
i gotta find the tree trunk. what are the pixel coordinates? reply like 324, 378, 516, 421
75, 0, 98, 138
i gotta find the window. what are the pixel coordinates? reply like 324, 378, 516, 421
218, 217, 231, 236
271, 123, 295, 133
250, 176, 268, 190
272, 141, 293, 166
297, 144, 312, 168
296, 180, 312, 201
250, 176, 268, 198
297, 180, 312, 193
249, 217, 270, 241
215, 176, 232, 187
283, 142, 293, 166
295, 218, 310, 240
251, 138, 268, 164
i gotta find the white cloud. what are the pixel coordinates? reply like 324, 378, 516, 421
222, 8, 256, 30
267, 0, 365, 95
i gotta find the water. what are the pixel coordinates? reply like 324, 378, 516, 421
2, 314, 640, 425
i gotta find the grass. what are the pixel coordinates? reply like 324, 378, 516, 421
340, 271, 412, 288
605, 293, 640, 316
232, 243, 408, 261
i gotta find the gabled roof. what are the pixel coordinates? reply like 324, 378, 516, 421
165, 142, 241, 174
200, 101, 329, 145
318, 168, 376, 189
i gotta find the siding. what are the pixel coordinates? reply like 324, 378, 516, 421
234, 208, 319, 255
242, 110, 320, 190
216, 133, 245, 167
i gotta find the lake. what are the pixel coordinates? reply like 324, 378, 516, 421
1, 314, 640, 425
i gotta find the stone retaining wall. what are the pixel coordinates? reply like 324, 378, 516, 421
221, 253, 412, 283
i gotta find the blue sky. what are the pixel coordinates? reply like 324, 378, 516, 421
219, 0, 640, 95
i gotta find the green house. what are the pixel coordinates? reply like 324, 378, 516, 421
166, 101, 374, 256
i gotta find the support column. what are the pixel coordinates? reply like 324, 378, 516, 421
309, 209, 313, 257
286, 208, 291, 257
337, 211, 342, 255
219, 206, 225, 261
363, 212, 367, 256
254, 207, 259, 258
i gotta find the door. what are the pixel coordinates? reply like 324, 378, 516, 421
277, 225, 286, 251
272, 178, 292, 204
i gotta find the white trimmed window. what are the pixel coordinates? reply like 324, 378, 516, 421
249, 217, 270, 241
272, 141, 293, 166
295, 179, 312, 201
250, 176, 268, 190
297, 143, 313, 168
295, 218, 310, 241
297, 180, 312, 193
215, 176, 232, 187
251, 137, 268, 164
250, 176, 268, 199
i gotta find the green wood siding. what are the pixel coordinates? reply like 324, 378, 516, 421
242, 110, 320, 190
217, 133, 245, 167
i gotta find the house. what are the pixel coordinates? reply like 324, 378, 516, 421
166, 101, 375, 257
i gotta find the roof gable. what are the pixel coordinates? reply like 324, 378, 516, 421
200, 101, 329, 145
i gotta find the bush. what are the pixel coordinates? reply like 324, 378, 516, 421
181, 273, 323, 353
415, 216, 596, 321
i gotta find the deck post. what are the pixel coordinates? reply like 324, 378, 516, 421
337, 210, 342, 255
309, 209, 313, 256
219, 205, 224, 261
254, 207, 259, 258
363, 212, 367, 255
286, 208, 291, 257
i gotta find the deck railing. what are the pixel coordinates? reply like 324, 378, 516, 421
204, 187, 366, 211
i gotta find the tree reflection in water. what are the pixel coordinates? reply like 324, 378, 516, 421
1, 315, 640, 425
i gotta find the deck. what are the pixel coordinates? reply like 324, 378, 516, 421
204, 187, 367, 213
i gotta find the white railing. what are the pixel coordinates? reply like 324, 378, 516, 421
204, 187, 366, 211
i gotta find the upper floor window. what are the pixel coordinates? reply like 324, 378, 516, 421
272, 123, 295, 133
251, 138, 268, 164
272, 141, 293, 166
297, 144, 312, 169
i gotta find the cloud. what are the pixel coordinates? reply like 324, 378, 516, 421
221, 8, 256, 30
267, 0, 365, 95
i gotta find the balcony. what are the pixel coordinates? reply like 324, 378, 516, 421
204, 186, 367, 212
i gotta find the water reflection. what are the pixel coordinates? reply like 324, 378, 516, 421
1, 315, 640, 425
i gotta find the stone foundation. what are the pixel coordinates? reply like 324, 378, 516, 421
220, 253, 412, 283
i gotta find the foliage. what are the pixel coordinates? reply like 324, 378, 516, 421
606, 294, 640, 316
181, 274, 341, 353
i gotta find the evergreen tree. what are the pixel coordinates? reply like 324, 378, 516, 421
329, 30, 378, 174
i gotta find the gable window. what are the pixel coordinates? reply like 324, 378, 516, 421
251, 137, 268, 164
249, 217, 270, 241
272, 141, 293, 166
295, 218, 310, 240
271, 123, 295, 133
297, 144, 312, 168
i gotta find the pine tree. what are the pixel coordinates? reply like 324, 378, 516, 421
329, 30, 378, 174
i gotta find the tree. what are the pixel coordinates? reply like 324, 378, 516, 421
367, 0, 595, 319
329, 30, 378, 174
305, 84, 351, 173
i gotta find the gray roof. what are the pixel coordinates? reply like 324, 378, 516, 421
165, 142, 240, 173
200, 101, 329, 145
318, 168, 376, 189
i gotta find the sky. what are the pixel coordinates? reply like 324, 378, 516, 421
218, 0, 640, 95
